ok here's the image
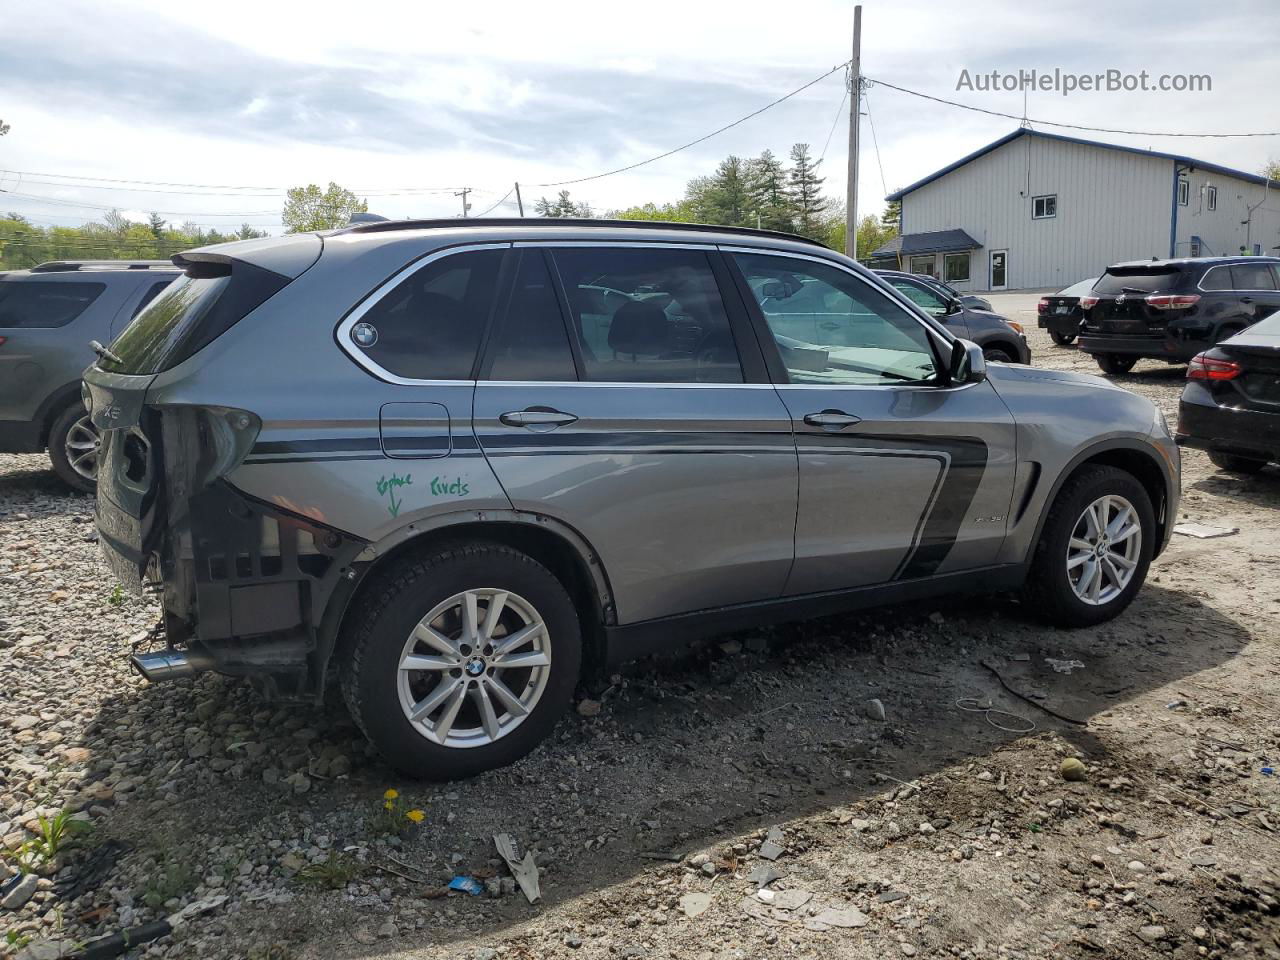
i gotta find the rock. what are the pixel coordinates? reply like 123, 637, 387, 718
279, 853, 307, 875
758, 827, 785, 861
565, 933, 583, 948
1138, 925, 1166, 943
718, 639, 742, 655
1127, 861, 1147, 873
850, 818, 872, 833
576, 699, 602, 718
1, 873, 38, 909
1059, 758, 1087, 782
808, 904, 870, 929
16, 939, 77, 960
918, 822, 936, 835
376, 920, 398, 940
12, 716, 39, 732
679, 892, 712, 918
328, 754, 353, 778
901, 945, 918, 957
747, 863, 781, 889
862, 699, 886, 722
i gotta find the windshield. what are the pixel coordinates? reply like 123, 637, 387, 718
1057, 277, 1099, 297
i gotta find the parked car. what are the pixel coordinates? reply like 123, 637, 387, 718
86, 219, 1178, 780
911, 273, 993, 313
0, 260, 179, 490
1175, 310, 1280, 473
1038, 277, 1099, 346
874, 269, 1030, 364
1078, 256, 1280, 375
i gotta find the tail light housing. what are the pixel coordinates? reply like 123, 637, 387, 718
1146, 294, 1201, 310
1079, 295, 1099, 309
1187, 353, 1241, 381
1036, 298, 1048, 315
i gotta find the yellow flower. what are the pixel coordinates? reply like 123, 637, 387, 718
383, 800, 393, 811
406, 809, 425, 824
384, 788, 399, 800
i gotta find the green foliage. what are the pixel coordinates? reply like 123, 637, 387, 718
295, 852, 363, 889
13, 810, 92, 872
786, 143, 828, 238
746, 150, 792, 231
611, 201, 698, 222
6, 930, 33, 950
281, 182, 368, 233
367, 788, 426, 837
141, 860, 197, 910
107, 584, 125, 607
535, 190, 593, 218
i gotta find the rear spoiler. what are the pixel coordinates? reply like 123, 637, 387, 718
172, 233, 322, 280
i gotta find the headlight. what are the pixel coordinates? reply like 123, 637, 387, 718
1005, 320, 1025, 335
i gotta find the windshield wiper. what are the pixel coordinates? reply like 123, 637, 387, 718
1120, 286, 1148, 295
90, 339, 123, 366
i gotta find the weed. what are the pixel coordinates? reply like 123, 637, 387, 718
6, 930, 33, 950
366, 788, 426, 838
295, 852, 363, 890
107, 584, 125, 607
14, 810, 91, 871
141, 861, 197, 910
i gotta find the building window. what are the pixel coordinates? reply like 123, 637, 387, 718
1178, 178, 1189, 206
944, 253, 971, 283
908, 255, 936, 277
1032, 195, 1056, 219
1190, 236, 1202, 258
1206, 186, 1217, 211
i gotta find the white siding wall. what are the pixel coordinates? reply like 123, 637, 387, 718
1176, 172, 1280, 259
901, 136, 1173, 290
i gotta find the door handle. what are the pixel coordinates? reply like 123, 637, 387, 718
818, 321, 841, 331
499, 408, 578, 429
1240, 296, 1254, 304
803, 410, 862, 429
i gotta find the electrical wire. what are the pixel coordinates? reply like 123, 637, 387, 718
866, 76, 1280, 138
818, 69, 849, 164
863, 87, 889, 198
0, 169, 486, 193
535, 59, 851, 187
472, 187, 516, 218
0, 190, 277, 217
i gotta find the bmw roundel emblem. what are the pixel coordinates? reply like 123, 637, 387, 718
465, 657, 486, 677
351, 322, 379, 348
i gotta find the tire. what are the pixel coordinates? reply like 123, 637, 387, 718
1094, 353, 1138, 376
47, 403, 99, 493
1208, 450, 1268, 474
339, 542, 582, 780
982, 345, 1016, 363
1049, 330, 1077, 346
1022, 465, 1155, 628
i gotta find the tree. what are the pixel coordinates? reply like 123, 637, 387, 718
611, 201, 698, 223
696, 156, 754, 227
0, 119, 9, 137
237, 223, 267, 240
535, 190, 592, 218
746, 150, 793, 231
1262, 160, 1280, 183
103, 209, 131, 237
786, 143, 828, 238
148, 212, 167, 241
882, 199, 901, 230
282, 182, 368, 232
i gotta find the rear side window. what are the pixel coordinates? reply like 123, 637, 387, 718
131, 279, 175, 318
0, 280, 105, 328
100, 261, 289, 375
552, 247, 743, 384
1230, 262, 1278, 290
485, 250, 576, 381
353, 249, 503, 380
1199, 266, 1232, 291
1093, 268, 1182, 295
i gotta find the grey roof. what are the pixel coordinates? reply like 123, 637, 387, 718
870, 229, 981, 258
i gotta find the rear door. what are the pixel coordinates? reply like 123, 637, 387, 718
729, 249, 1016, 594
1229, 262, 1280, 327
472, 244, 798, 624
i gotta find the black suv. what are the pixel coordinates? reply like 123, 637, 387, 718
1078, 257, 1280, 375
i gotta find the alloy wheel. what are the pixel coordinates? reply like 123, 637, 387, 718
64, 415, 101, 481
1066, 494, 1142, 605
396, 588, 551, 749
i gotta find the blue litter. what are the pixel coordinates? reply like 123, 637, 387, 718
449, 875, 484, 896
1262, 766, 1275, 777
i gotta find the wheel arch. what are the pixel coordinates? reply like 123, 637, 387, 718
35, 381, 85, 449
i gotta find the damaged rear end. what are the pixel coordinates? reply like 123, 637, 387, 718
86, 235, 363, 699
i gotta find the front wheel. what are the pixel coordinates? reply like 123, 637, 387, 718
48, 403, 99, 493
1023, 465, 1154, 627
1208, 450, 1268, 474
1094, 353, 1138, 376
1049, 330, 1077, 346
339, 542, 582, 780
983, 345, 1016, 363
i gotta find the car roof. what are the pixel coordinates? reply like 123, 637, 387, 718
1106, 256, 1280, 271
1, 260, 180, 279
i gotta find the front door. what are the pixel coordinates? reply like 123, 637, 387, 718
730, 250, 1016, 594
472, 245, 799, 624
990, 250, 1008, 291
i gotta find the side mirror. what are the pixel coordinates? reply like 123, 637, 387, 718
945, 297, 964, 315
761, 280, 789, 300
948, 339, 987, 385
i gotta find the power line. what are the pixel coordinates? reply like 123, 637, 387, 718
866, 76, 1280, 138
862, 87, 889, 198
818, 70, 849, 164
474, 187, 515, 218
0, 190, 278, 217
536, 59, 851, 187
0, 169, 490, 193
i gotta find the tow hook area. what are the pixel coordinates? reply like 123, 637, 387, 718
130, 648, 215, 683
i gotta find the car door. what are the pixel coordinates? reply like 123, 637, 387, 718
729, 249, 1017, 595
472, 244, 798, 624
1230, 262, 1280, 327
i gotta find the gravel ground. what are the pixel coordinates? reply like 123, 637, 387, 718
2, 301, 1279, 960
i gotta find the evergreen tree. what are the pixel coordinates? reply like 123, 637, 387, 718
148, 212, 166, 241
700, 156, 753, 227
786, 143, 828, 238
535, 190, 592, 218
747, 150, 793, 231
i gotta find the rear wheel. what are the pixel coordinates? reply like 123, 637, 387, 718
1094, 353, 1138, 376
1208, 450, 1268, 474
48, 403, 98, 493
982, 345, 1016, 363
340, 542, 582, 780
1023, 465, 1154, 627
1049, 330, 1077, 346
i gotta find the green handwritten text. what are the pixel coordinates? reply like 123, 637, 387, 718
376, 473, 412, 516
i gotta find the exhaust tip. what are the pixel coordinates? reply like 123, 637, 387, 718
131, 650, 209, 683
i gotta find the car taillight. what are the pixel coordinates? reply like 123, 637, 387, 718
1079, 296, 1099, 309
1146, 294, 1200, 310
1036, 298, 1048, 315
0, 336, 6, 347
1187, 353, 1241, 380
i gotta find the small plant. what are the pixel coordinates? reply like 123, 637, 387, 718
107, 584, 125, 607
367, 789, 426, 837
141, 861, 197, 910
14, 810, 91, 871
6, 930, 33, 950
295, 852, 363, 889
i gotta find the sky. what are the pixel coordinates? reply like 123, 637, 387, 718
1, 0, 1278, 234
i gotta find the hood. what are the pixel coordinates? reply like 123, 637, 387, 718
986, 362, 1123, 391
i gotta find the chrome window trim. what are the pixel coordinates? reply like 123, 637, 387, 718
513, 240, 718, 250
334, 241, 511, 386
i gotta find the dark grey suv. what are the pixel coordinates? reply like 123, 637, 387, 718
85, 220, 1178, 780
0, 260, 179, 489
873, 269, 1030, 364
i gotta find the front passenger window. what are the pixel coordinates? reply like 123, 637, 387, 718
886, 278, 949, 318
736, 253, 939, 386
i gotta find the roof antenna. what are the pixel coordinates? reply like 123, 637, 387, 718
1019, 87, 1032, 130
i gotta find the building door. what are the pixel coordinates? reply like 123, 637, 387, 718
990, 250, 1008, 290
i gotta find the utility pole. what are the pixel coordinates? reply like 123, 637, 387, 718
844, 4, 862, 260
455, 187, 472, 218
514, 182, 525, 217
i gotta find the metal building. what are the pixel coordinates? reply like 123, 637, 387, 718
871, 129, 1280, 292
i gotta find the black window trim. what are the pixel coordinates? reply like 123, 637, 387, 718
1032, 194, 1057, 220
943, 251, 972, 283
1206, 185, 1217, 212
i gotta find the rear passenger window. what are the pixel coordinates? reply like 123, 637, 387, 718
132, 279, 175, 318
354, 249, 504, 380
552, 247, 742, 383
0, 281, 105, 328
486, 250, 576, 381
1230, 263, 1278, 290
1199, 266, 1232, 291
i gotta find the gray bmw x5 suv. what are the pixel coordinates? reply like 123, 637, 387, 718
85, 219, 1180, 780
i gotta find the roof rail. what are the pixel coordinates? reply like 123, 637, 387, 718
337, 217, 830, 249
29, 260, 176, 273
